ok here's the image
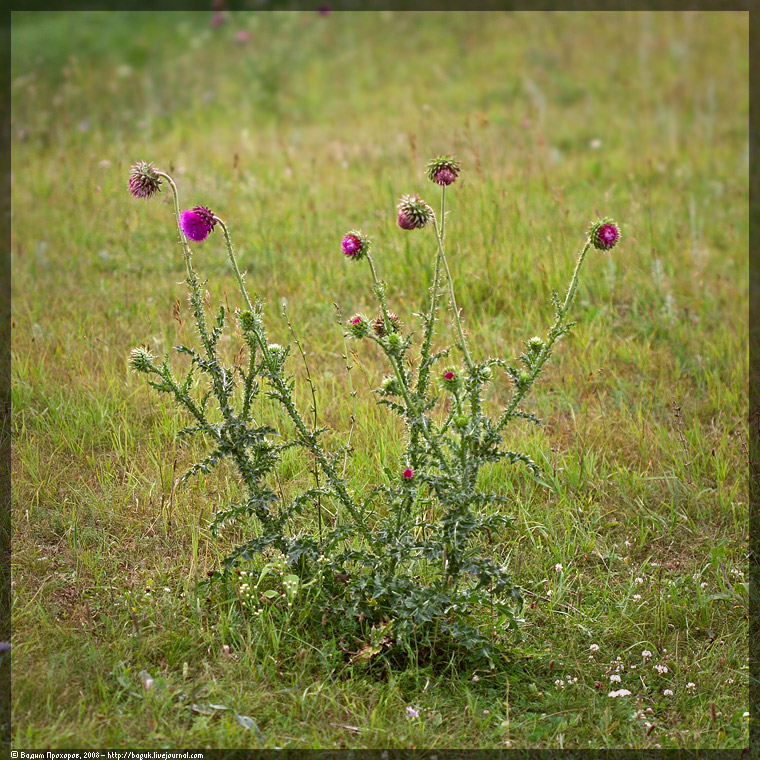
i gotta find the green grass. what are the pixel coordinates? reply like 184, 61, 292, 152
10, 10, 749, 749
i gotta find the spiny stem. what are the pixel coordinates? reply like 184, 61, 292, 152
433, 215, 474, 371
283, 302, 323, 541
215, 217, 254, 312
496, 239, 592, 432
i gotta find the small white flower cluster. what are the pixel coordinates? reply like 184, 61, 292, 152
654, 664, 669, 674
608, 689, 632, 698
610, 674, 622, 683
641, 650, 653, 660
554, 563, 564, 573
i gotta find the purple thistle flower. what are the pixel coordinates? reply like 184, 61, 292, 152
341, 230, 370, 261
180, 206, 218, 242
396, 195, 432, 230
426, 156, 461, 186
346, 314, 369, 338
129, 161, 162, 199
589, 218, 620, 250
402, 468, 414, 480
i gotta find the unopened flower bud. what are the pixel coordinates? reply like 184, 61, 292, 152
588, 218, 620, 251
527, 336, 544, 354
238, 310, 257, 331
426, 155, 460, 186
455, 415, 469, 430
397, 195, 433, 230
386, 333, 402, 350
129, 346, 155, 373
379, 375, 401, 396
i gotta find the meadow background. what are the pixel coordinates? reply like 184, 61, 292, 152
10, 10, 749, 749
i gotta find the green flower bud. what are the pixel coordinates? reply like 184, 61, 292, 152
527, 336, 544, 354
386, 333, 402, 350
455, 414, 469, 430
379, 375, 401, 396
129, 346, 155, 374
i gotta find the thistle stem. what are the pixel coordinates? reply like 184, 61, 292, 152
496, 239, 592, 432
215, 217, 254, 312
433, 216, 474, 371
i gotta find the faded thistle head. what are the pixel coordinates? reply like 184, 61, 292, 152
426, 155, 460, 186
129, 161, 162, 199
342, 230, 370, 261
397, 195, 433, 230
589, 218, 620, 251
180, 206, 218, 242
372, 311, 402, 337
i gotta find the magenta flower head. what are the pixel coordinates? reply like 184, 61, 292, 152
180, 206, 218, 242
397, 195, 433, 230
402, 468, 414, 481
372, 311, 401, 337
440, 367, 462, 392
129, 161, 162, 199
588, 218, 620, 251
347, 313, 370, 339
426, 155, 460, 186
342, 230, 370, 261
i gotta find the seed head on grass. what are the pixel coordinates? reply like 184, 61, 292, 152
180, 206, 218, 242
426, 155, 460, 186
128, 161, 162, 199
397, 195, 433, 230
589, 218, 620, 250
341, 230, 370, 261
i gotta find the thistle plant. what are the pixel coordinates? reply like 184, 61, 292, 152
127, 156, 619, 666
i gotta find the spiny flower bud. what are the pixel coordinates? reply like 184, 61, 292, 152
347, 314, 370, 339
129, 346, 156, 373
426, 155, 460, 186
180, 206, 218, 242
588, 218, 620, 251
397, 195, 433, 230
386, 333, 402, 351
379, 375, 401, 396
440, 367, 462, 393
527, 336, 544, 354
238, 310, 257, 332
516, 370, 531, 388
455, 414, 469, 430
372, 312, 401, 337
267, 343, 284, 356
477, 365, 493, 384
341, 230, 370, 261
129, 161, 162, 199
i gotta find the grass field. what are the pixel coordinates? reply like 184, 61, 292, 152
10, 10, 749, 749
